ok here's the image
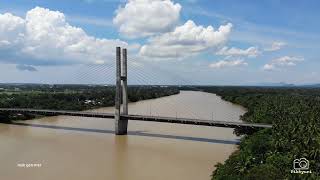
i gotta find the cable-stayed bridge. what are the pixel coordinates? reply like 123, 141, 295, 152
0, 108, 272, 129
0, 47, 272, 135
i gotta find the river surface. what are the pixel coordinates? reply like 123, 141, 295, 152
0, 91, 246, 180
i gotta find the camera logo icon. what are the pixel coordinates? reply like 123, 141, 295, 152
293, 158, 309, 170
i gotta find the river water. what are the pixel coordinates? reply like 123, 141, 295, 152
0, 91, 246, 180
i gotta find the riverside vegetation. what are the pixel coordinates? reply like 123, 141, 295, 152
1, 84, 319, 179
200, 86, 320, 180
0, 84, 179, 122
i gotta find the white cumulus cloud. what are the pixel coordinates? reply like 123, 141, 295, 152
209, 59, 248, 69
216, 46, 260, 58
139, 20, 232, 59
113, 0, 181, 38
263, 56, 304, 71
0, 13, 25, 48
264, 41, 286, 52
0, 7, 131, 69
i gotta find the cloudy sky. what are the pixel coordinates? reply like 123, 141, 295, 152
0, 0, 319, 85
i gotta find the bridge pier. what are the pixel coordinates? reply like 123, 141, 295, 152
115, 47, 128, 135
121, 48, 129, 133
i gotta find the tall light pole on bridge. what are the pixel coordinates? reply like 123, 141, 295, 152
115, 47, 128, 135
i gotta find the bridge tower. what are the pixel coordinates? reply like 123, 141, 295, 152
115, 47, 128, 135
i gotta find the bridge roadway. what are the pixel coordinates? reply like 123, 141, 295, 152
0, 108, 272, 129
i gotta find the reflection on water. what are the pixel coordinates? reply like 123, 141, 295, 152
0, 91, 246, 180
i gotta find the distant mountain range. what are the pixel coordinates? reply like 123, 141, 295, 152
256, 82, 320, 87
300, 84, 320, 87
256, 82, 295, 87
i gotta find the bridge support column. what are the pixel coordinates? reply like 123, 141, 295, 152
115, 47, 128, 135
121, 48, 128, 133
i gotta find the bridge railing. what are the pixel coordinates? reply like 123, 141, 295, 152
0, 108, 272, 129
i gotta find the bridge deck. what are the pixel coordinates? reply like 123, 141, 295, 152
0, 108, 272, 129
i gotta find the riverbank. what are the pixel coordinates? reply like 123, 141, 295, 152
0, 90, 245, 180
200, 86, 320, 179
0, 85, 179, 123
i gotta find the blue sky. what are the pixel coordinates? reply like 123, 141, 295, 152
0, 0, 319, 85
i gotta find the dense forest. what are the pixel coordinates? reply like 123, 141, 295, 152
0, 84, 179, 122
200, 86, 320, 180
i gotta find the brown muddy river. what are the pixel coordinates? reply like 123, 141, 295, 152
0, 91, 246, 180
